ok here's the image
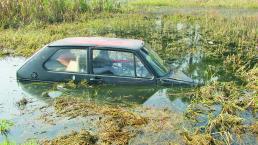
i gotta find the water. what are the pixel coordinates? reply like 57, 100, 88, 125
0, 53, 256, 144
0, 57, 89, 143
138, 7, 258, 17
0, 8, 257, 143
0, 56, 193, 143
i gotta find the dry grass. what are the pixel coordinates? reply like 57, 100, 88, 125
42, 130, 98, 145
182, 131, 214, 145
53, 96, 147, 144
52, 96, 186, 144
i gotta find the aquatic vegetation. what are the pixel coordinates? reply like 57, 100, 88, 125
0, 140, 39, 145
184, 80, 257, 144
53, 96, 148, 125
0, 1, 257, 144
51, 96, 187, 144
181, 131, 214, 145
16, 97, 29, 109
42, 130, 97, 145
0, 140, 16, 145
0, 119, 14, 136
53, 96, 148, 144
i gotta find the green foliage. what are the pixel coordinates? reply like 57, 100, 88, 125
0, 139, 38, 145
0, 119, 14, 136
0, 0, 122, 28
0, 140, 16, 145
0, 2, 257, 144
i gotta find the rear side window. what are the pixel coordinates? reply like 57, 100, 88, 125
44, 49, 87, 73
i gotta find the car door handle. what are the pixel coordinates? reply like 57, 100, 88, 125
90, 77, 103, 84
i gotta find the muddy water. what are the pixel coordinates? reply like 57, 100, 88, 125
0, 56, 193, 143
139, 7, 258, 17
0, 57, 89, 143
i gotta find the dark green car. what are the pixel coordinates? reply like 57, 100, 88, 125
17, 37, 194, 86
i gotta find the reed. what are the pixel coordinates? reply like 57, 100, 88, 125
0, 0, 121, 28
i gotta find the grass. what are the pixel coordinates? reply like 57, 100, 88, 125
42, 130, 98, 145
1, 0, 258, 29
53, 96, 148, 144
50, 95, 186, 144
0, 13, 257, 63
0, 0, 257, 144
0, 119, 14, 136
184, 80, 257, 144
0, 14, 156, 57
0, 0, 122, 28
0, 140, 38, 145
129, 0, 258, 8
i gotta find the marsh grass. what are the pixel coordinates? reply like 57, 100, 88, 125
0, 2, 257, 144
53, 96, 147, 144
1, 13, 257, 64
0, 0, 122, 28
42, 130, 98, 145
129, 0, 258, 8
184, 80, 257, 144
52, 96, 185, 144
0, 119, 14, 136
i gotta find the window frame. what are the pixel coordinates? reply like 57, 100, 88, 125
90, 47, 154, 80
43, 46, 90, 74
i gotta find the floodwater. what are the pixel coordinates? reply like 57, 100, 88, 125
0, 8, 257, 144
0, 45, 256, 144
138, 7, 258, 17
0, 56, 193, 143
0, 52, 256, 144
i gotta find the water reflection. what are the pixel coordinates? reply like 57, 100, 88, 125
0, 56, 194, 143
18, 82, 191, 112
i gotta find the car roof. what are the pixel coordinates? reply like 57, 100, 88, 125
48, 37, 144, 50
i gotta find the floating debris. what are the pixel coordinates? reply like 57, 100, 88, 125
16, 97, 29, 110
42, 130, 98, 145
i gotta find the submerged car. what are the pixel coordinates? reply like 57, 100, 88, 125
17, 37, 195, 86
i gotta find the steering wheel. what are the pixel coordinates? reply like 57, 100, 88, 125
112, 62, 134, 76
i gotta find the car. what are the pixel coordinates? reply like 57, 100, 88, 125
17, 37, 195, 86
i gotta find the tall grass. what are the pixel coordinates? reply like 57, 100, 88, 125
0, 13, 257, 63
0, 7, 257, 144
129, 0, 258, 8
0, 0, 121, 28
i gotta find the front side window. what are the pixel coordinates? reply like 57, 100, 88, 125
44, 49, 87, 73
92, 50, 135, 77
135, 57, 153, 78
141, 44, 169, 77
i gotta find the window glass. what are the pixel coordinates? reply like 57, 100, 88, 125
44, 49, 87, 73
92, 50, 135, 77
141, 44, 169, 77
135, 56, 153, 78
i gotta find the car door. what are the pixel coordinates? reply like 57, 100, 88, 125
89, 48, 156, 85
43, 47, 91, 82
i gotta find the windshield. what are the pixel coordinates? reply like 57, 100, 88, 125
140, 44, 169, 77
